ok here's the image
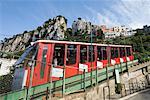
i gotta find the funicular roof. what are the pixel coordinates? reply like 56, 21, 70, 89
35, 40, 132, 47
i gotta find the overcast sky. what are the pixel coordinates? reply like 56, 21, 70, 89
0, 0, 150, 40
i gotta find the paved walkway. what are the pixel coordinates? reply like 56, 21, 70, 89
127, 89, 150, 100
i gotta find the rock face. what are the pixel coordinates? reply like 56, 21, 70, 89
0, 16, 104, 57
71, 18, 104, 41
0, 15, 67, 56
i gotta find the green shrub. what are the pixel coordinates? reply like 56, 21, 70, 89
0, 74, 13, 94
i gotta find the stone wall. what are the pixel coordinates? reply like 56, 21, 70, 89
56, 79, 116, 100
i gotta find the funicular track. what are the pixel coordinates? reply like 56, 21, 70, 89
0, 60, 138, 100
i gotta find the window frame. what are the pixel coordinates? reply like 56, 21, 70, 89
66, 44, 77, 65
80, 45, 88, 63
88, 45, 95, 62
40, 45, 48, 78
52, 43, 65, 66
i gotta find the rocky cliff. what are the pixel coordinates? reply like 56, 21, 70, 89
0, 15, 67, 57
71, 18, 104, 41
0, 16, 104, 57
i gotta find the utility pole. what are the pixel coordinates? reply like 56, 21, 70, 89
106, 43, 110, 99
90, 30, 93, 87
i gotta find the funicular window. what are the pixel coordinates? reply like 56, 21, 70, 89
88, 46, 95, 62
52, 44, 65, 66
97, 46, 107, 60
111, 47, 118, 58
126, 47, 131, 56
80, 45, 87, 63
111, 47, 115, 59
97, 46, 102, 60
102, 47, 107, 60
67, 44, 77, 65
120, 47, 125, 57
22, 45, 38, 68
115, 48, 119, 58
40, 46, 48, 78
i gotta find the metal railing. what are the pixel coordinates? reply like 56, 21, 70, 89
0, 52, 139, 100
120, 79, 149, 98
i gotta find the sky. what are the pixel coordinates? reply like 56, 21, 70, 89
0, 0, 150, 40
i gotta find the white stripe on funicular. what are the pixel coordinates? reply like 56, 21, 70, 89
79, 63, 88, 72
126, 57, 130, 61
111, 59, 116, 65
120, 58, 124, 63
97, 61, 103, 68
22, 70, 28, 89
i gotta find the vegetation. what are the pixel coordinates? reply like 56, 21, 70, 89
112, 29, 150, 63
64, 28, 105, 43
64, 26, 150, 63
0, 74, 13, 94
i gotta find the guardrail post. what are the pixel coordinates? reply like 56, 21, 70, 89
96, 66, 98, 85
49, 65, 53, 99
120, 64, 123, 74
62, 66, 66, 98
83, 69, 86, 92
46, 87, 49, 100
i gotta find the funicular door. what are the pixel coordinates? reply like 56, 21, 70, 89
79, 45, 96, 73
65, 44, 78, 77
110, 47, 119, 66
51, 43, 65, 81
79, 45, 89, 73
97, 46, 108, 68
32, 43, 52, 86
97, 46, 105, 69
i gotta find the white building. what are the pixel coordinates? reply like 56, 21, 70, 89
0, 58, 16, 76
101, 25, 135, 39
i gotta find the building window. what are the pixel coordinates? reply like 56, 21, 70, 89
88, 46, 95, 62
80, 45, 87, 63
52, 44, 65, 66
66, 44, 77, 65
40, 46, 48, 78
